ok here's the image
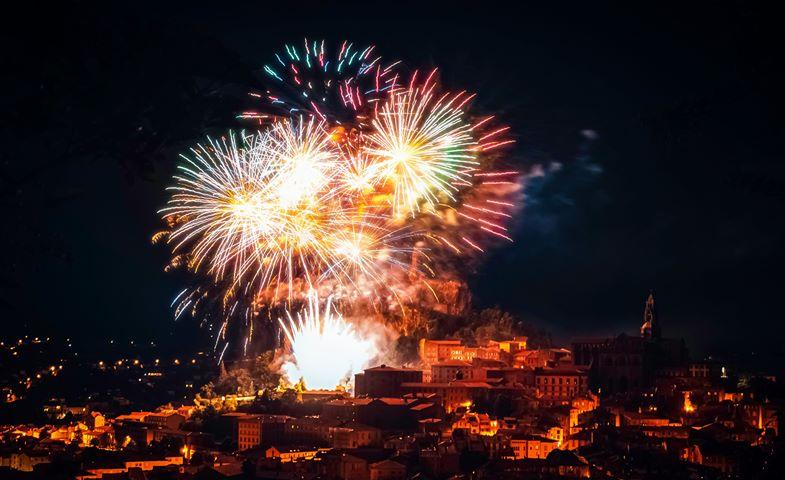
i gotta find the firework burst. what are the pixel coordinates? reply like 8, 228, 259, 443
279, 292, 375, 389
364, 71, 479, 218
161, 119, 348, 298
241, 38, 400, 126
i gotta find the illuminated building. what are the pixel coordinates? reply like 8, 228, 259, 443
237, 414, 290, 451
507, 433, 559, 459
265, 445, 327, 462
418, 339, 506, 380
513, 348, 572, 368
237, 415, 261, 451
451, 412, 499, 436
430, 360, 473, 382
499, 337, 528, 353
419, 339, 461, 369
86, 411, 105, 429
534, 367, 589, 404
75, 456, 183, 479
144, 411, 185, 430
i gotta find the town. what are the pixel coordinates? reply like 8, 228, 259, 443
1, 294, 781, 479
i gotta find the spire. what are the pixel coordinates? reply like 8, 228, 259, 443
641, 291, 660, 339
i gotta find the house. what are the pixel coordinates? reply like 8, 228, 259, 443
331, 423, 382, 448
86, 411, 105, 429
431, 360, 473, 383
369, 459, 406, 480
451, 412, 498, 436
144, 411, 185, 430
507, 433, 559, 459
340, 453, 369, 480
237, 414, 291, 451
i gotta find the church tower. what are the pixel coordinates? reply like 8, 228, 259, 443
640, 291, 661, 339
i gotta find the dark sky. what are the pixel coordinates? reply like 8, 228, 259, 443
3, 1, 784, 356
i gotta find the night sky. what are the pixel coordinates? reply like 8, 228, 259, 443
3, 1, 784, 357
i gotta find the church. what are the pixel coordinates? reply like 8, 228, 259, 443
571, 293, 688, 394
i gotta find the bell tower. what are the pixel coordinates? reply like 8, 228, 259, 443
640, 291, 660, 339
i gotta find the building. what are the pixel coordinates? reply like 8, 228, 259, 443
86, 412, 105, 429
114, 411, 149, 423
418, 339, 506, 380
399, 381, 518, 413
144, 411, 185, 430
285, 416, 336, 444
331, 423, 382, 448
419, 339, 462, 367
431, 360, 474, 383
323, 398, 415, 430
514, 348, 573, 368
507, 433, 559, 459
265, 445, 326, 462
535, 367, 589, 404
5, 451, 50, 472
354, 365, 423, 398
76, 456, 183, 479
238, 415, 262, 451
369, 459, 407, 480
237, 414, 290, 451
451, 412, 499, 436
499, 337, 528, 354
486, 367, 536, 387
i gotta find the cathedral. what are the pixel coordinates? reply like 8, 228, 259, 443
572, 292, 688, 394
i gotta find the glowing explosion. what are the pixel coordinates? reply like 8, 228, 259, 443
279, 292, 375, 390
157, 39, 520, 388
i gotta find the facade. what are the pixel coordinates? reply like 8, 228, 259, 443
144, 412, 185, 430
535, 367, 589, 404
508, 434, 559, 459
237, 414, 290, 451
431, 360, 474, 383
331, 424, 382, 448
418, 339, 503, 380
419, 339, 462, 367
286, 416, 335, 444
369, 459, 407, 480
237, 415, 261, 451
